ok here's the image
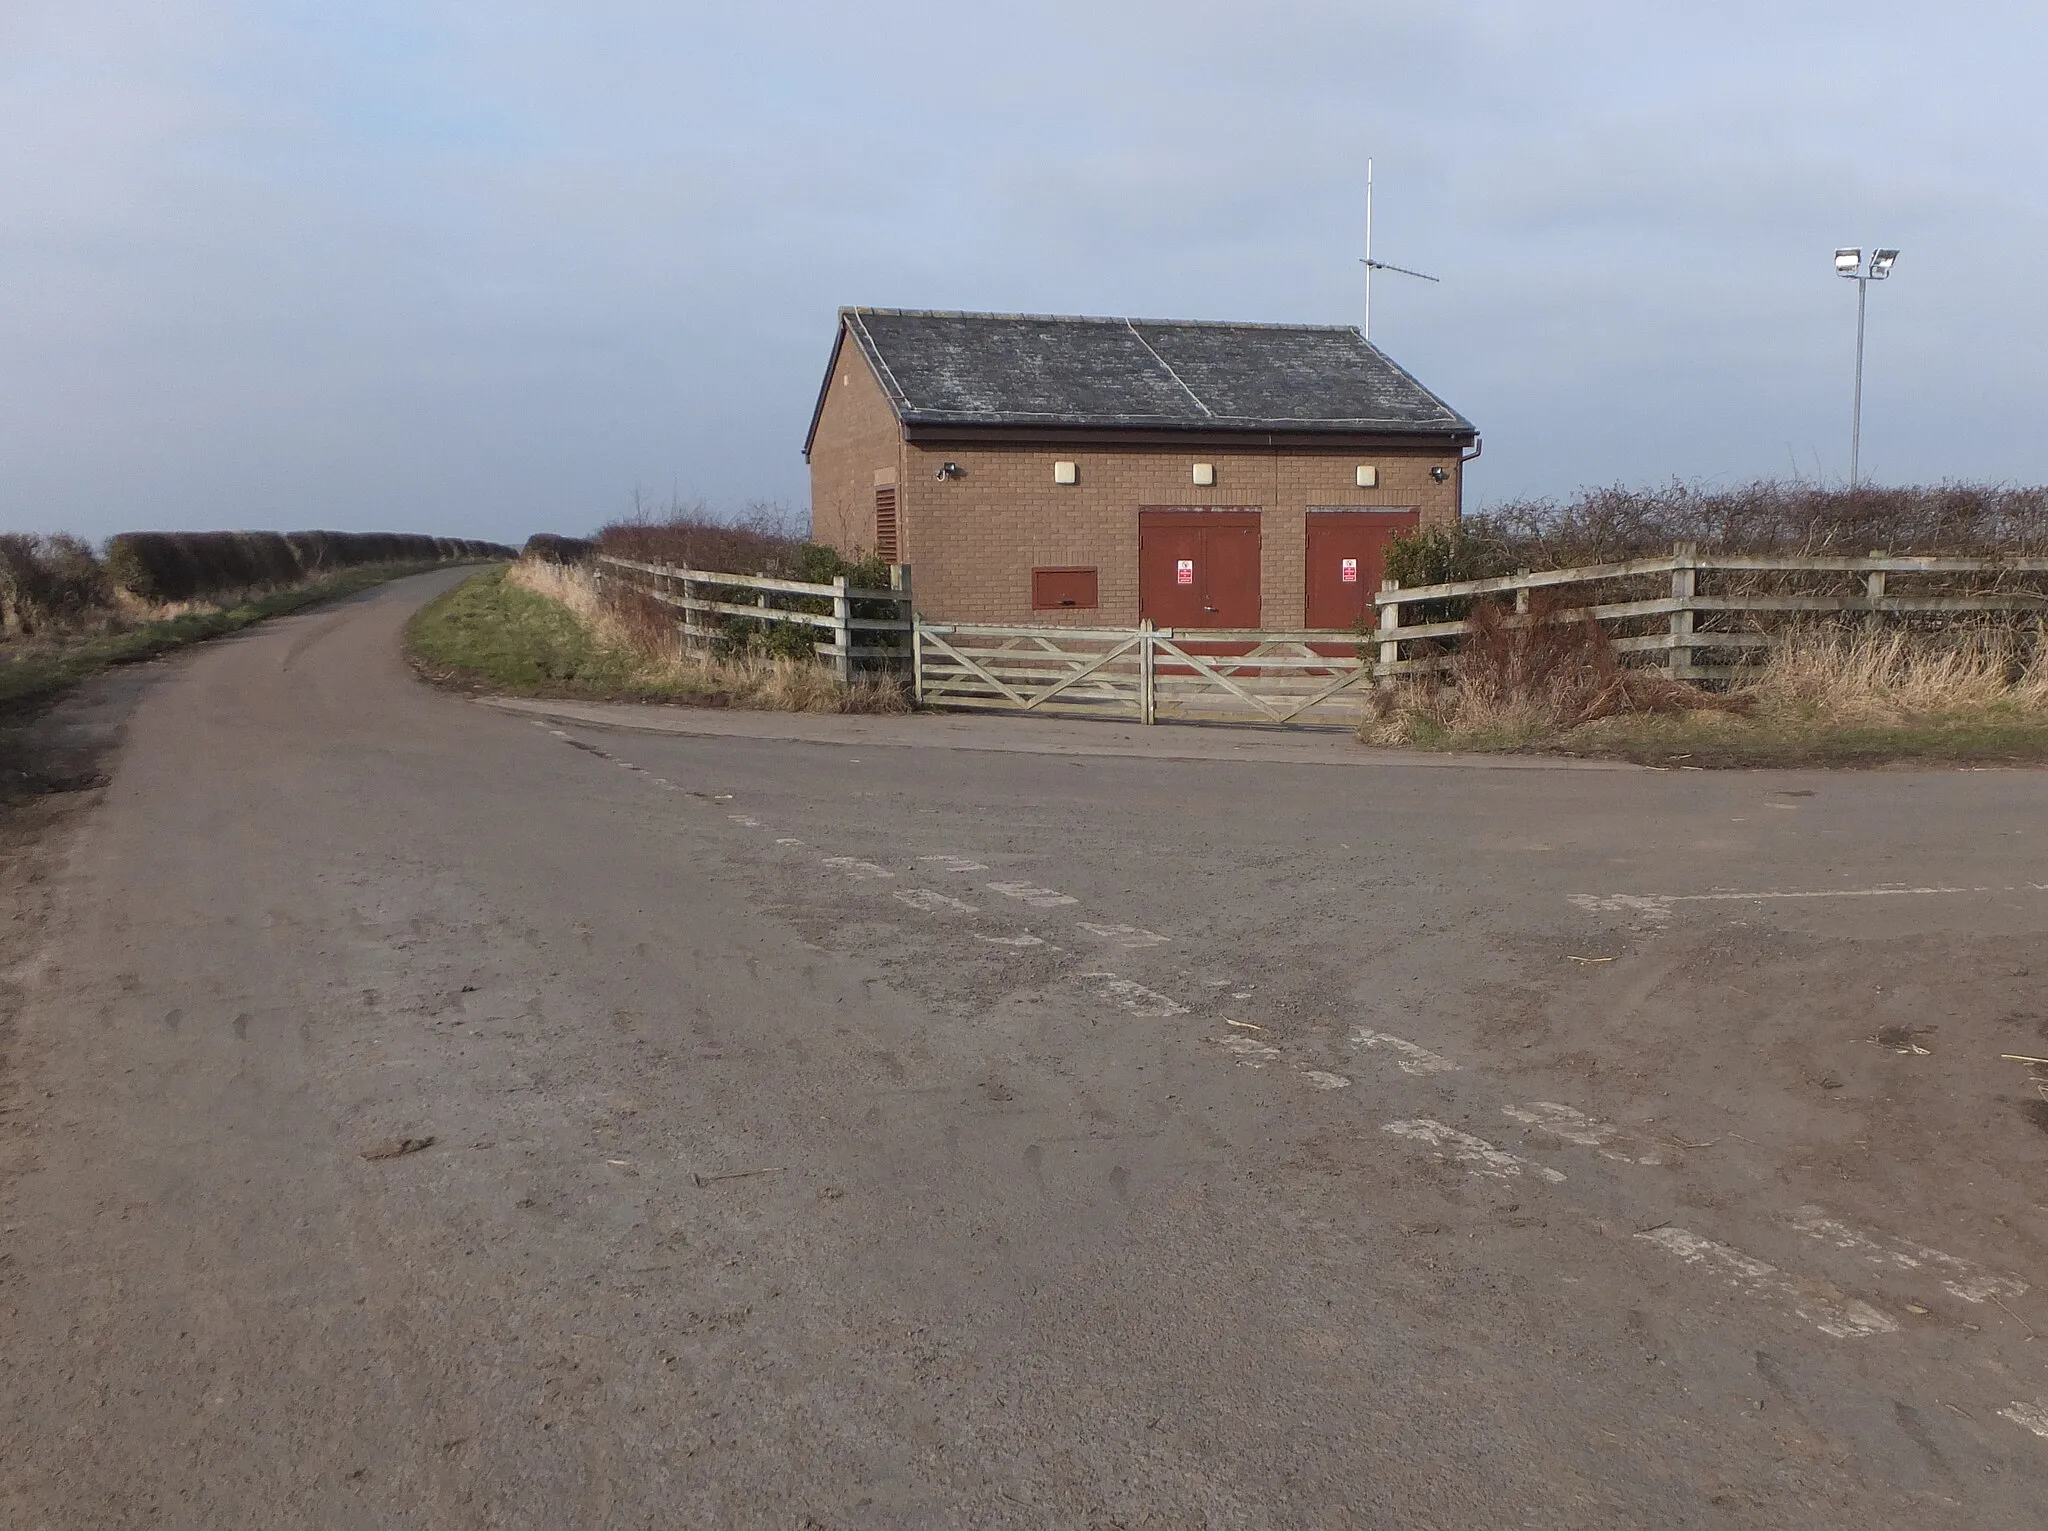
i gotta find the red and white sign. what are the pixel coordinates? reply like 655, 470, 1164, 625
1340, 557, 1359, 584
1176, 558, 1195, 586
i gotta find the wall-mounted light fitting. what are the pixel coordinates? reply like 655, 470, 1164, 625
1355, 465, 1378, 488
1429, 465, 1450, 483
1192, 463, 1215, 486
936, 461, 963, 480
1053, 460, 1078, 485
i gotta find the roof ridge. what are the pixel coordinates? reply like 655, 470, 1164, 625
844, 306, 1362, 334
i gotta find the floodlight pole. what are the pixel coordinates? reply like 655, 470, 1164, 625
1850, 273, 1869, 492
1837, 246, 1897, 491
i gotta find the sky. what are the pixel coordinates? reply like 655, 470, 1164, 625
3, 1, 2044, 545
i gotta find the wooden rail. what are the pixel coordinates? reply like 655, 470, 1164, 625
1373, 543, 2048, 682
596, 556, 913, 680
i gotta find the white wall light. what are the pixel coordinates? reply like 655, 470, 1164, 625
1192, 463, 1216, 486
1355, 465, 1379, 488
1053, 460, 1078, 485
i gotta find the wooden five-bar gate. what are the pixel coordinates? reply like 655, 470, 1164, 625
912, 625, 1373, 726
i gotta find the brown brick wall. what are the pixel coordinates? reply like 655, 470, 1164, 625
806, 324, 1465, 628
806, 336, 902, 556
899, 441, 1462, 627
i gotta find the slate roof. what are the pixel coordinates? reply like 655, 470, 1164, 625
814, 308, 1474, 447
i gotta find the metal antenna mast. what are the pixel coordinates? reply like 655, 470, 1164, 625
1361, 158, 1439, 341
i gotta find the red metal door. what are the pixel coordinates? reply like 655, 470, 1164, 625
1304, 510, 1419, 630
1139, 511, 1261, 629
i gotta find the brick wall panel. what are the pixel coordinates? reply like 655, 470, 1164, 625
893, 442, 1462, 626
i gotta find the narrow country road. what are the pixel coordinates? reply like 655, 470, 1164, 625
4, 569, 2047, 1529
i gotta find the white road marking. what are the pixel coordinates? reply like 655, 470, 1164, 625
978, 933, 1045, 947
2000, 1402, 2048, 1439
1504, 1101, 1614, 1147
1567, 894, 1676, 925
1784, 1206, 2029, 1304
894, 888, 977, 914
1634, 1227, 1898, 1339
987, 881, 1079, 909
1300, 1069, 1353, 1091
1079, 973, 1189, 1018
775, 837, 805, 846
921, 855, 989, 873
729, 814, 764, 827
1503, 1102, 1662, 1165
1572, 883, 2048, 925
1352, 1029, 1460, 1075
1382, 1119, 1565, 1183
822, 857, 894, 881
1077, 922, 1168, 949
1213, 1034, 1282, 1066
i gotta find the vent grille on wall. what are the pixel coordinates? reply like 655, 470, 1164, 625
874, 487, 899, 563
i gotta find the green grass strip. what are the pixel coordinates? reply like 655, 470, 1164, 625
403, 567, 669, 697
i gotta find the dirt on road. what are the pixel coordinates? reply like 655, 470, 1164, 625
3, 568, 2047, 1529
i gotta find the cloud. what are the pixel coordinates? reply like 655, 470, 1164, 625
0, 0, 2043, 541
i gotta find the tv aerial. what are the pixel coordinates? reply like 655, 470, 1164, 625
1360, 158, 1439, 341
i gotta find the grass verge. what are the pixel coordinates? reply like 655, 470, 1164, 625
404, 566, 668, 697
1363, 619, 2048, 768
1554, 708, 2048, 768
404, 564, 910, 714
0, 561, 464, 718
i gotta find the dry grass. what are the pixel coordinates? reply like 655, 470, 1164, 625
493, 559, 909, 714
1366, 612, 2048, 765
1360, 596, 1743, 748
1740, 623, 2048, 723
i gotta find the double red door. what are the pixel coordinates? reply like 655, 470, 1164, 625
1138, 510, 1260, 629
1304, 510, 1419, 630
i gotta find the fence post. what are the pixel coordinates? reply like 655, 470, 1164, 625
1376, 581, 1400, 686
1669, 541, 1697, 679
831, 576, 852, 684
1136, 620, 1155, 724
1865, 552, 1887, 628
892, 564, 919, 698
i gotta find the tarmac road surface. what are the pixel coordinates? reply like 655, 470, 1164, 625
4, 567, 2048, 1529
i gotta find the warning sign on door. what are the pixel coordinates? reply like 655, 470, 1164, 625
1176, 559, 1195, 586
1341, 557, 1359, 584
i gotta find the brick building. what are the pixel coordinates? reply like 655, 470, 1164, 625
803, 308, 1477, 630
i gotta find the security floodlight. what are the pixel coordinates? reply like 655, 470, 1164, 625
1835, 247, 1862, 276
1870, 248, 1900, 279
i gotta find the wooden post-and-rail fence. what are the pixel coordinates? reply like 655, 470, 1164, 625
595, 555, 913, 680
1374, 542, 2048, 683
599, 544, 2048, 725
